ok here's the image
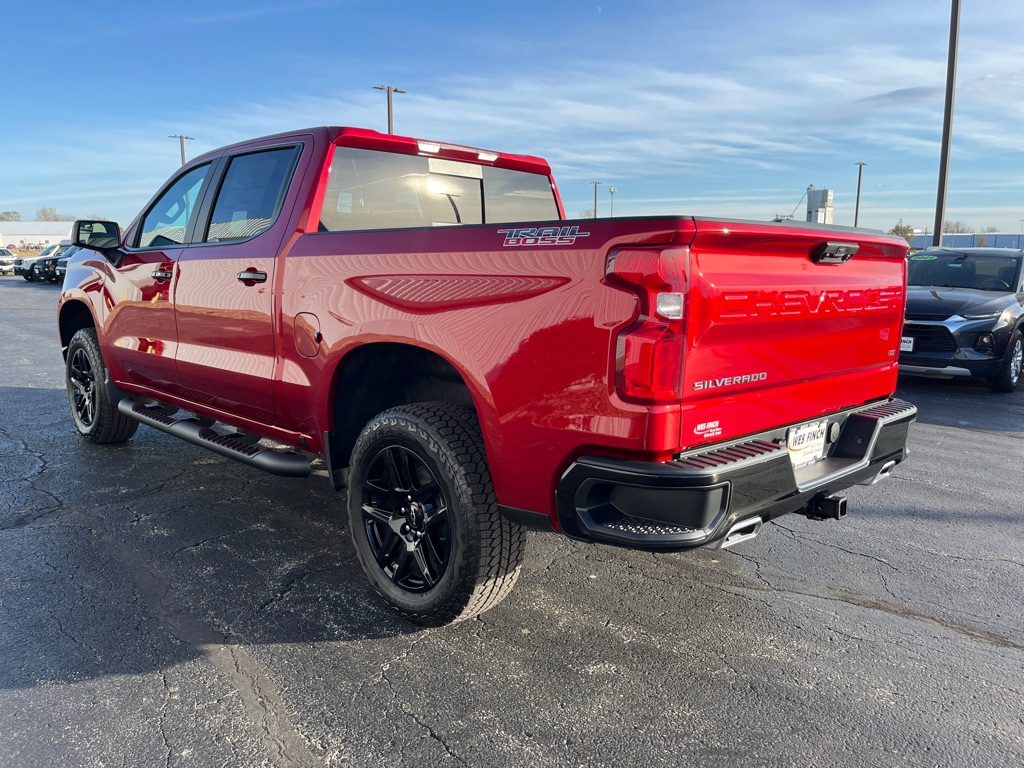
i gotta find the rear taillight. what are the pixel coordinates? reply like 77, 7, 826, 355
606, 247, 687, 402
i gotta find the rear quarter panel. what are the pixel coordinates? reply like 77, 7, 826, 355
278, 218, 694, 517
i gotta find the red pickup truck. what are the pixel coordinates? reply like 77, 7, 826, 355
58, 126, 915, 625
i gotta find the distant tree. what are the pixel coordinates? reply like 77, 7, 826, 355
976, 235, 989, 247
578, 208, 594, 219
0, 210, 21, 221
982, 226, 999, 233
888, 220, 915, 243
35, 207, 76, 221
943, 219, 972, 233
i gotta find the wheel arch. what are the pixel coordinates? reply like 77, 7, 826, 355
327, 342, 492, 471
58, 299, 97, 353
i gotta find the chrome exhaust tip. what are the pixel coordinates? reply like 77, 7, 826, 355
719, 516, 763, 549
859, 459, 897, 486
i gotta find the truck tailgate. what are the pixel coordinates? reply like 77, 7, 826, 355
680, 219, 908, 450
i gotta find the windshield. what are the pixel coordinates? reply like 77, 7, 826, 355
907, 251, 1022, 291
38, 245, 59, 257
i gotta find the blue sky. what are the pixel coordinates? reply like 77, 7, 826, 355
2, 0, 1022, 233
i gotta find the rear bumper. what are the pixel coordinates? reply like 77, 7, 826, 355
556, 398, 916, 551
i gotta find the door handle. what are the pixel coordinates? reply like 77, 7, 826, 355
151, 269, 173, 281
237, 270, 268, 284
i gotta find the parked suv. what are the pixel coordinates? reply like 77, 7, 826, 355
15, 242, 71, 282
0, 247, 15, 275
33, 245, 79, 283
899, 247, 1024, 392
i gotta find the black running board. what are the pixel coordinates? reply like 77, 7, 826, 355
118, 398, 311, 478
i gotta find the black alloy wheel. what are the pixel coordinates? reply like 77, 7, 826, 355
65, 328, 138, 443
68, 344, 97, 430
348, 402, 525, 625
361, 444, 452, 592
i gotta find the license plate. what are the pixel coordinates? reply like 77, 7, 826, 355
900, 336, 914, 352
787, 419, 829, 469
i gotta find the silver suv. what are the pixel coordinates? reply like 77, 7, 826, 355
0, 248, 15, 275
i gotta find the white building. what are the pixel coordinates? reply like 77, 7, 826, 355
0, 222, 72, 249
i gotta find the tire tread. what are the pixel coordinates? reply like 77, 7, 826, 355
349, 402, 525, 625
67, 328, 138, 444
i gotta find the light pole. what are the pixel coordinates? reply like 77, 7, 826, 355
592, 181, 601, 219
373, 85, 406, 134
168, 134, 195, 165
609, 186, 617, 217
854, 162, 866, 227
932, 0, 960, 246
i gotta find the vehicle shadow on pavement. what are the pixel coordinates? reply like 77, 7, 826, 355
0, 387, 424, 690
895, 374, 1024, 433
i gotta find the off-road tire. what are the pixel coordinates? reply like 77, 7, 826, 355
65, 328, 138, 443
347, 402, 525, 626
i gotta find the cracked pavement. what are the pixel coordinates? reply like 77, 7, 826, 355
1, 277, 1023, 767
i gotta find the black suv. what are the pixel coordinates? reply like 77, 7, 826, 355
33, 245, 79, 284
899, 248, 1023, 393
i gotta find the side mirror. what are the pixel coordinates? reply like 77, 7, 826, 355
73, 220, 122, 251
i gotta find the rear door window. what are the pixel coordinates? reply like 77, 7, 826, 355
203, 146, 298, 242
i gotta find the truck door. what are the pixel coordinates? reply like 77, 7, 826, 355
102, 163, 212, 392
172, 145, 300, 426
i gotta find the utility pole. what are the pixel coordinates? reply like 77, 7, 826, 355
932, 0, 960, 247
592, 181, 601, 219
168, 134, 195, 165
373, 85, 406, 134
854, 162, 866, 227
609, 186, 617, 217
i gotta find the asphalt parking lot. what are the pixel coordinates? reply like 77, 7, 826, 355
1, 276, 1022, 767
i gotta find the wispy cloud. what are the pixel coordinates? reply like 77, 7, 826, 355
2, 0, 1022, 231
178, 1, 346, 26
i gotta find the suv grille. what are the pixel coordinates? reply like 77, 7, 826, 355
903, 323, 956, 352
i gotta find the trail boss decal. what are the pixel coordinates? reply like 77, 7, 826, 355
693, 372, 768, 391
497, 226, 590, 247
